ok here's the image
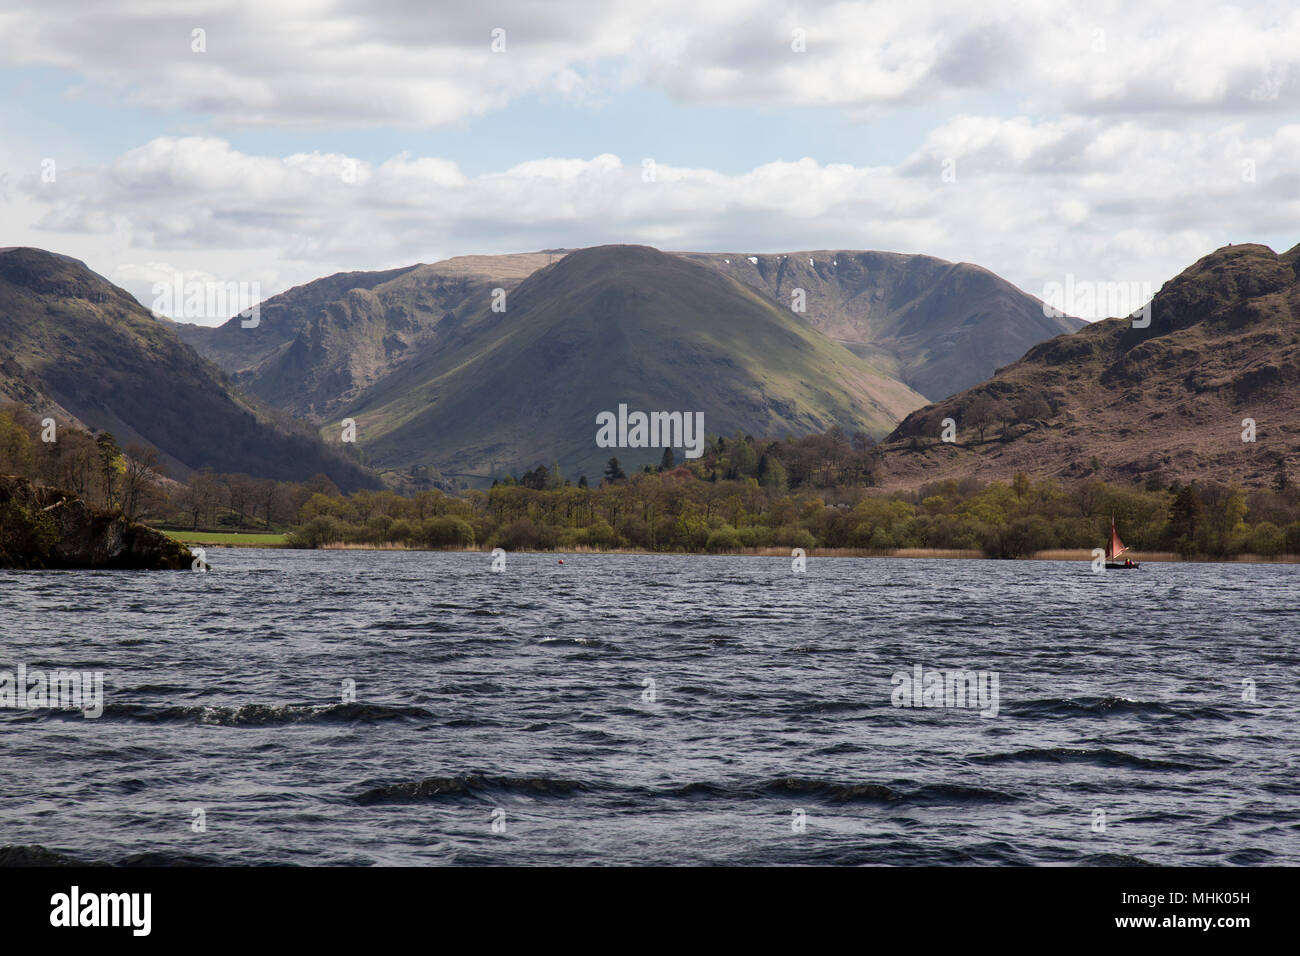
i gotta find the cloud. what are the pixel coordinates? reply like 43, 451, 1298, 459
1, 1, 1298, 127
8, 119, 1298, 317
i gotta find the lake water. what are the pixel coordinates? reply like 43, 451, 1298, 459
1, 551, 1296, 866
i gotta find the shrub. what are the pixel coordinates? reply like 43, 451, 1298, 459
774, 525, 816, 550
286, 515, 344, 549
496, 517, 550, 551
0, 501, 58, 561
422, 516, 475, 548
365, 514, 393, 541
576, 520, 620, 549
704, 525, 744, 552
1247, 521, 1284, 556
982, 515, 1052, 558
1285, 521, 1300, 555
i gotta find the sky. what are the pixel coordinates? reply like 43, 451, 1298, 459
1, 0, 1298, 324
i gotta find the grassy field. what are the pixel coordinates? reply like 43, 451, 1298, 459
163, 530, 289, 547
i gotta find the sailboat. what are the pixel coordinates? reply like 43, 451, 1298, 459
1104, 515, 1139, 569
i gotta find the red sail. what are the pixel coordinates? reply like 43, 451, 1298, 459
1107, 517, 1128, 560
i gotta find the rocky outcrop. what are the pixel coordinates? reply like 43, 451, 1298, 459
0, 475, 195, 570
875, 242, 1300, 490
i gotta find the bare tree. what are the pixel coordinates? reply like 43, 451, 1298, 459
121, 444, 166, 520
223, 473, 257, 528
966, 395, 997, 442
187, 468, 221, 530
255, 479, 288, 530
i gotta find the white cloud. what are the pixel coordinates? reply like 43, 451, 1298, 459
7, 119, 1297, 317
1, 1, 1298, 127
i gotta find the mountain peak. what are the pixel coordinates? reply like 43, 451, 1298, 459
879, 239, 1300, 489
1145, 241, 1296, 338
0, 246, 130, 310
0, 245, 94, 280
0, 257, 375, 488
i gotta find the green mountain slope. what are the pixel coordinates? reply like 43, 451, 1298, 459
180, 247, 1075, 418
678, 250, 1085, 400
0, 247, 374, 489
338, 245, 927, 481
178, 252, 559, 418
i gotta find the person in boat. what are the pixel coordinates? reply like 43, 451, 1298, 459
1124, 558, 1133, 568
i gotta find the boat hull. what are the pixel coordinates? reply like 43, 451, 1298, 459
1104, 562, 1140, 569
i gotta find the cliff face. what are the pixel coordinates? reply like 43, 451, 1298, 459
0, 475, 194, 570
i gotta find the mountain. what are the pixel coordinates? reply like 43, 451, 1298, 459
176, 252, 560, 419
186, 247, 1078, 414
0, 247, 374, 489
678, 250, 1083, 399
173, 262, 426, 377
336, 244, 927, 481
877, 242, 1300, 489
177, 244, 1074, 482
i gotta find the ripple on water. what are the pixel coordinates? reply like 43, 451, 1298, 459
0, 550, 1293, 865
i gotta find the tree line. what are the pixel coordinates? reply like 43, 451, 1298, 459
3, 405, 1298, 558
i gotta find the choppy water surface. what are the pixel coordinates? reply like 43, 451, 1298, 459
1, 551, 1297, 866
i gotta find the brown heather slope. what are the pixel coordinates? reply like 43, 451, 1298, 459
876, 242, 1300, 490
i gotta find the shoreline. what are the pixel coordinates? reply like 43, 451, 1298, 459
277, 542, 1300, 565
157, 531, 1300, 564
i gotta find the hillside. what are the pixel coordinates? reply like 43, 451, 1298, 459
678, 250, 1083, 399
339, 244, 928, 481
0, 247, 374, 489
178, 247, 1074, 421
876, 242, 1300, 489
172, 244, 1075, 483
177, 252, 561, 418
173, 262, 425, 376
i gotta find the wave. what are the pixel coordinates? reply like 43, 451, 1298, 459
353, 773, 1018, 807
0, 844, 267, 867
789, 699, 875, 714
1079, 852, 1158, 867
970, 747, 1202, 771
115, 850, 242, 867
1011, 695, 1172, 716
1007, 696, 1231, 720
0, 844, 93, 867
355, 774, 590, 805
365, 619, 462, 632
88, 702, 434, 726
757, 777, 1020, 806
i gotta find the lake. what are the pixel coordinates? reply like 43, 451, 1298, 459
1, 550, 1296, 865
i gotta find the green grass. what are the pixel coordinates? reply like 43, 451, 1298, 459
163, 530, 289, 547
